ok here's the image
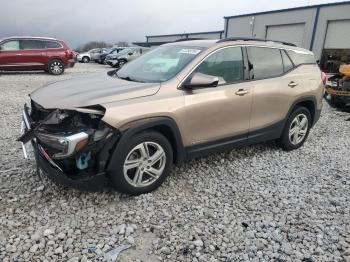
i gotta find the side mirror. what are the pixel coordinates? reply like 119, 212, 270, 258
182, 73, 219, 89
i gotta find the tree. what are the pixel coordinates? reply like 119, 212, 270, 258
76, 41, 112, 52
114, 41, 129, 47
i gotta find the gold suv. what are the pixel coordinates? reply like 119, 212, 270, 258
19, 38, 324, 194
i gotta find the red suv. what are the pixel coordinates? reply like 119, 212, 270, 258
0, 36, 75, 75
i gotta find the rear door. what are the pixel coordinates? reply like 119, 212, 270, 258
0, 40, 22, 70
184, 46, 253, 146
19, 40, 47, 69
247, 46, 303, 134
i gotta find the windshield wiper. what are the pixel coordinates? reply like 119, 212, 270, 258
117, 73, 145, 83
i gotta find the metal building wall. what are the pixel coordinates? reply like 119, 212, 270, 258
225, 8, 317, 50
312, 4, 350, 59
224, 2, 350, 60
147, 31, 223, 43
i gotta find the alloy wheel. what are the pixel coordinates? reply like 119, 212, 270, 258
50, 61, 63, 75
123, 142, 166, 188
289, 113, 309, 145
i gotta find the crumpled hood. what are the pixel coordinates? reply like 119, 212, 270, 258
30, 73, 160, 109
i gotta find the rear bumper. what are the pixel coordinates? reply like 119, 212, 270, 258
66, 60, 75, 68
313, 108, 322, 126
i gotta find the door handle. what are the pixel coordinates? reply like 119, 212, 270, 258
16, 53, 22, 56
288, 81, 298, 88
235, 89, 249, 96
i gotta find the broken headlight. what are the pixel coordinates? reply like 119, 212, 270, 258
31, 104, 113, 159
35, 131, 89, 159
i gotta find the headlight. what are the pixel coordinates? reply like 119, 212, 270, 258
36, 131, 89, 159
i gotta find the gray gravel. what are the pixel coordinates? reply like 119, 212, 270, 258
1, 63, 350, 262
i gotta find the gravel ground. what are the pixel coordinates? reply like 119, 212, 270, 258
0, 63, 349, 262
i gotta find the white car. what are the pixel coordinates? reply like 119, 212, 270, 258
76, 51, 92, 63
77, 48, 109, 63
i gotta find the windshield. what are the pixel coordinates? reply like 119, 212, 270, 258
116, 45, 204, 82
118, 48, 136, 55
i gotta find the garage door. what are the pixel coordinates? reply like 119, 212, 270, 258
266, 23, 305, 47
324, 20, 350, 49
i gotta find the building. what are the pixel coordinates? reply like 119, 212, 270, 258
224, 1, 350, 73
133, 30, 224, 47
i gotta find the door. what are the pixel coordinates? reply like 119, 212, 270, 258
183, 46, 252, 146
0, 40, 23, 70
19, 40, 47, 69
247, 46, 302, 133
266, 23, 305, 47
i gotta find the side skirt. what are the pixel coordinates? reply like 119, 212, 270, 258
186, 120, 284, 160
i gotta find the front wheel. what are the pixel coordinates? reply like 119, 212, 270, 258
82, 56, 90, 63
279, 107, 311, 151
109, 131, 173, 195
48, 59, 65, 75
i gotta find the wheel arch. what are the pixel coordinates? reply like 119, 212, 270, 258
107, 117, 186, 171
48, 57, 64, 66
287, 96, 317, 126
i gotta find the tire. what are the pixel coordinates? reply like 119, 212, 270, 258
48, 59, 65, 75
82, 56, 90, 63
278, 106, 312, 151
109, 131, 173, 195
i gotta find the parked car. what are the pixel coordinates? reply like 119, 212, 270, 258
76, 48, 107, 63
0, 36, 75, 75
97, 47, 125, 64
105, 47, 150, 68
19, 38, 324, 194
93, 48, 112, 63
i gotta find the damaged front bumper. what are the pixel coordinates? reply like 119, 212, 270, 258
19, 103, 120, 191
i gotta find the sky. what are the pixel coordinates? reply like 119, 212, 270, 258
0, 0, 345, 48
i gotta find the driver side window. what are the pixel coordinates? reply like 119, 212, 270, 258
193, 47, 244, 85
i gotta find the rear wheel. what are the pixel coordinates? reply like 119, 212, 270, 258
48, 59, 64, 75
109, 131, 173, 195
279, 107, 311, 151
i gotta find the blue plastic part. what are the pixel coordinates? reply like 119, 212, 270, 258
76, 152, 91, 170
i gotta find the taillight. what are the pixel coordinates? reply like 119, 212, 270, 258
66, 50, 74, 59
321, 72, 327, 86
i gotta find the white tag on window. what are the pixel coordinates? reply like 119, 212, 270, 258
178, 49, 201, 55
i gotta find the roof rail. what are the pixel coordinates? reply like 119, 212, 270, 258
173, 38, 208, 42
217, 37, 297, 47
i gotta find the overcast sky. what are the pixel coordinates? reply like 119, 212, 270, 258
0, 0, 343, 48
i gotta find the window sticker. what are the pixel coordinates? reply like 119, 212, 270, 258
178, 49, 201, 55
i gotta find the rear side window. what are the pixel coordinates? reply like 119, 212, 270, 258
1, 40, 20, 50
281, 50, 294, 72
44, 41, 61, 49
248, 47, 284, 80
20, 40, 44, 50
194, 47, 244, 84
286, 50, 316, 66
